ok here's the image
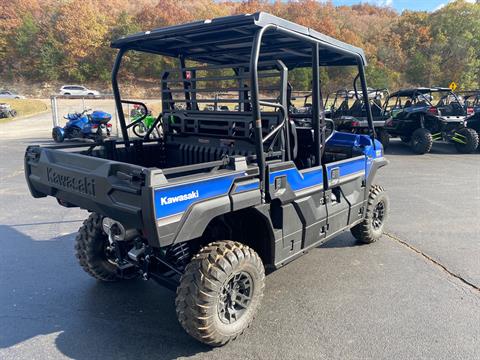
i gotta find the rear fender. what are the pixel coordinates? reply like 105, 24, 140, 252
153, 174, 261, 246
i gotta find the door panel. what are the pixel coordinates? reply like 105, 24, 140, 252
267, 162, 327, 265
324, 155, 367, 235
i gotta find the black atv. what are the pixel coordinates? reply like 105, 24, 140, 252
326, 86, 390, 149
384, 87, 479, 154
462, 90, 480, 146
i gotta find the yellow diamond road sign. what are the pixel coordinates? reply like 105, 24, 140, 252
449, 82, 457, 91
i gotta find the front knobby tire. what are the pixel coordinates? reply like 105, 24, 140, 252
74, 213, 120, 282
454, 127, 479, 153
410, 128, 433, 154
351, 185, 389, 244
175, 241, 265, 346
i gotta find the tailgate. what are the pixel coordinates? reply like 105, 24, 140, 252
24, 146, 154, 230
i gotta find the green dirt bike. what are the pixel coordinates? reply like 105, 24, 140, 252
130, 107, 163, 138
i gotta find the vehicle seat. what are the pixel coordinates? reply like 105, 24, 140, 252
348, 100, 363, 117
334, 100, 349, 118
371, 99, 383, 117
404, 100, 412, 108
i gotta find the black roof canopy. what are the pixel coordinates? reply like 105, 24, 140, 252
111, 12, 366, 68
390, 87, 453, 97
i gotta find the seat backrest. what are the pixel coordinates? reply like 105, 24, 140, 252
371, 99, 382, 117
334, 100, 349, 118
348, 100, 363, 117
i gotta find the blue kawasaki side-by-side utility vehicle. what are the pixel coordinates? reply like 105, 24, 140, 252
25, 13, 389, 346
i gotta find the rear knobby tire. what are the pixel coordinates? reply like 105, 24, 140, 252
410, 128, 433, 154
75, 213, 120, 282
176, 240, 265, 346
132, 122, 147, 137
376, 129, 390, 150
351, 185, 388, 244
454, 127, 479, 153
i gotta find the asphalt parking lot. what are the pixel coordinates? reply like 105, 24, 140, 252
1, 107, 479, 359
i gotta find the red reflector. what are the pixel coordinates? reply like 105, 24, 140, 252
428, 107, 438, 115
467, 107, 474, 115
91, 124, 98, 129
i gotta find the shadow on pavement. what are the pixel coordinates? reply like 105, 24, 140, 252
0, 225, 210, 359
385, 138, 479, 156
319, 232, 364, 249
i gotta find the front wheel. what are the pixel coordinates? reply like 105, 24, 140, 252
454, 127, 479, 153
351, 185, 389, 244
52, 127, 64, 142
176, 241, 265, 346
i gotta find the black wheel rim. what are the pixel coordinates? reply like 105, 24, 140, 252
372, 200, 385, 230
218, 271, 253, 324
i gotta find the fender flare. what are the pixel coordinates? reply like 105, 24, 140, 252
366, 157, 389, 192
172, 188, 262, 244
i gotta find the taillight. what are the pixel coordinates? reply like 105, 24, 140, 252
467, 107, 474, 116
91, 124, 98, 129
351, 121, 360, 127
107, 123, 112, 127
385, 119, 393, 127
428, 107, 438, 115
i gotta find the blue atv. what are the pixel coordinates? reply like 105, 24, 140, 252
52, 109, 112, 142
25, 13, 389, 346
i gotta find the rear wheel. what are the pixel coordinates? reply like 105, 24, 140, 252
376, 129, 390, 150
351, 185, 388, 244
454, 127, 479, 153
176, 240, 265, 346
74, 213, 121, 282
132, 122, 147, 137
410, 128, 433, 154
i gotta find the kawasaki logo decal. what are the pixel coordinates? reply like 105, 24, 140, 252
160, 190, 199, 206
46, 167, 95, 196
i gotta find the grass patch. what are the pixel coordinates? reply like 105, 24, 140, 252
0, 99, 48, 118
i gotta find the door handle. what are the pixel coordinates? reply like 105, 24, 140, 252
330, 167, 340, 186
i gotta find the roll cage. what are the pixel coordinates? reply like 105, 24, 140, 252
385, 87, 463, 109
326, 86, 389, 118
110, 12, 376, 193
458, 90, 480, 107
